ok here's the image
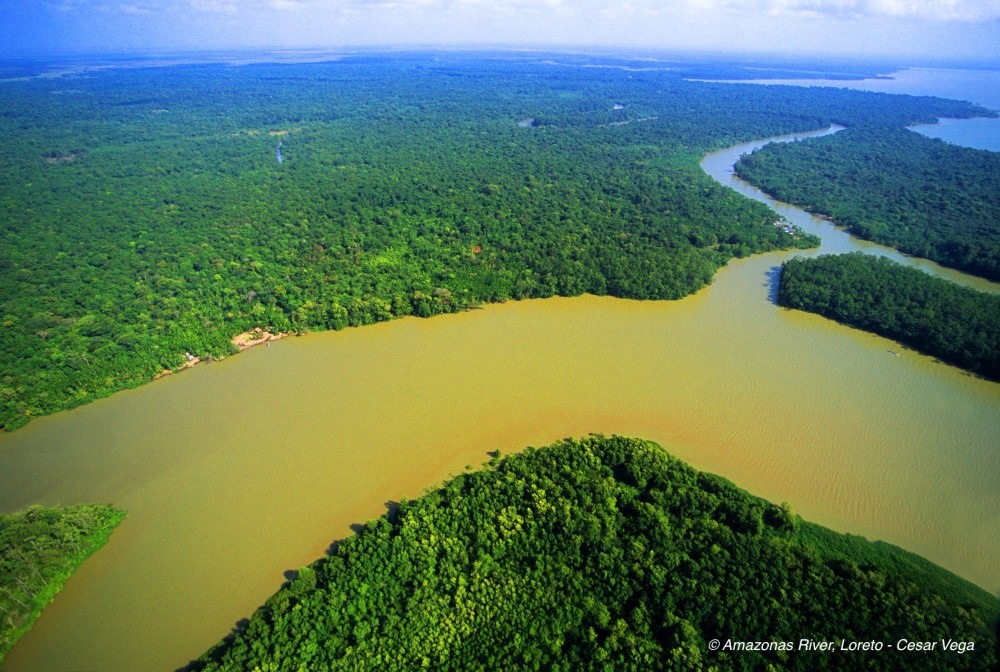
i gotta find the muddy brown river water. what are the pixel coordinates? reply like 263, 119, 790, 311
1, 128, 997, 671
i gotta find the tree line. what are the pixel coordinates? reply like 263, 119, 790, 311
0, 503, 126, 663
188, 435, 998, 671
778, 253, 1000, 381
735, 125, 1000, 281
1, 53, 989, 429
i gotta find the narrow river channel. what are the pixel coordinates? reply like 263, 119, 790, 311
1, 129, 998, 672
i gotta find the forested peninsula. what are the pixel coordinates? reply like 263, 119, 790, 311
1, 54, 990, 429
189, 435, 999, 671
734, 125, 1000, 281
0, 504, 126, 662
778, 254, 1000, 381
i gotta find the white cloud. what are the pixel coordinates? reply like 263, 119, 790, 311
38, 0, 1000, 22
33, 0, 1000, 20
14, 0, 1000, 59
188, 0, 237, 14
684, 0, 1000, 21
867, 0, 1000, 21
120, 3, 152, 14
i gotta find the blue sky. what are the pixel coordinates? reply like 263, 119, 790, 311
2, 1, 1000, 62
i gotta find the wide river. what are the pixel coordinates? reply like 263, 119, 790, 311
2, 129, 1000, 670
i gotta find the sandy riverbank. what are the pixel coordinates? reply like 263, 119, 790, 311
230, 327, 291, 351
151, 328, 290, 381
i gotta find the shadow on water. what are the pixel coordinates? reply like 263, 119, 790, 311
175, 453, 512, 670
994, 614, 999, 668
177, 619, 250, 672
176, 497, 406, 671
764, 265, 782, 305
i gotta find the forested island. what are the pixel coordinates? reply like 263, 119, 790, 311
0, 504, 126, 663
189, 435, 999, 671
734, 125, 1000, 281
777, 253, 1000, 380
0, 53, 991, 430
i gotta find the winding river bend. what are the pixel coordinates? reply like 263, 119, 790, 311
1, 129, 998, 671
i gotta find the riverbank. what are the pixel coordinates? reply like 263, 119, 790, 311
150, 328, 291, 382
0, 505, 127, 665
230, 328, 291, 352
1, 127, 998, 671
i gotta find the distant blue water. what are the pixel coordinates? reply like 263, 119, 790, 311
706, 67, 1000, 152
910, 116, 1000, 152
867, 68, 1000, 152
